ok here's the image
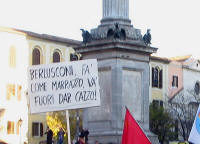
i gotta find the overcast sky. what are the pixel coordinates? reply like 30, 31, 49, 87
0, 0, 199, 58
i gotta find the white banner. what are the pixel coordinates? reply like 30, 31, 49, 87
28, 59, 100, 114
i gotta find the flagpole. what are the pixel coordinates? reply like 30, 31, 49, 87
66, 110, 71, 144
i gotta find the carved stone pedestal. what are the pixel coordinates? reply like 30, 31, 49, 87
76, 40, 159, 144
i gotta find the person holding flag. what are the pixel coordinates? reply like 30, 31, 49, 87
121, 107, 151, 144
188, 104, 200, 144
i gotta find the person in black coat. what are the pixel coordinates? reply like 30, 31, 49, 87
45, 126, 53, 144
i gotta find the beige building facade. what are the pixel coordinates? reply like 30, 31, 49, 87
149, 56, 170, 105
0, 27, 80, 144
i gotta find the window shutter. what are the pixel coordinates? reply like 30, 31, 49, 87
160, 101, 163, 107
154, 68, 159, 87
17, 85, 22, 101
195, 82, 200, 94
32, 123, 34, 136
16, 122, 20, 135
32, 122, 39, 137
152, 67, 154, 87
175, 120, 178, 139
6, 85, 10, 100
9, 46, 16, 68
172, 76, 175, 87
40, 123, 43, 137
159, 70, 163, 88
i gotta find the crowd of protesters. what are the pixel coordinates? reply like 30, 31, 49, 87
45, 126, 91, 144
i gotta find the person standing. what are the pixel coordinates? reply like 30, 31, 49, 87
57, 127, 65, 144
45, 126, 53, 144
75, 131, 85, 144
83, 130, 89, 144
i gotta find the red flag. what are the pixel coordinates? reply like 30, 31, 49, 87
121, 108, 151, 144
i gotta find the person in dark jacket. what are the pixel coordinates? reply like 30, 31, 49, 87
57, 127, 65, 144
45, 126, 53, 144
75, 131, 85, 144
83, 130, 89, 144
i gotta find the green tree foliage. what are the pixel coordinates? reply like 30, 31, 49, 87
46, 109, 83, 143
46, 111, 67, 138
149, 103, 176, 143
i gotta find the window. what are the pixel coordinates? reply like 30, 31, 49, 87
53, 51, 61, 63
152, 100, 163, 108
159, 70, 163, 88
32, 122, 43, 137
32, 47, 41, 65
175, 120, 178, 139
7, 121, 14, 134
9, 46, 16, 68
152, 67, 162, 88
16, 121, 20, 135
172, 75, 178, 87
189, 102, 199, 118
17, 85, 22, 101
6, 84, 15, 100
194, 82, 200, 95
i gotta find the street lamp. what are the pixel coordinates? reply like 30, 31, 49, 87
18, 118, 23, 144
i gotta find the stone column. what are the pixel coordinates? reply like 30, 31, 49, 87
103, 0, 129, 19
